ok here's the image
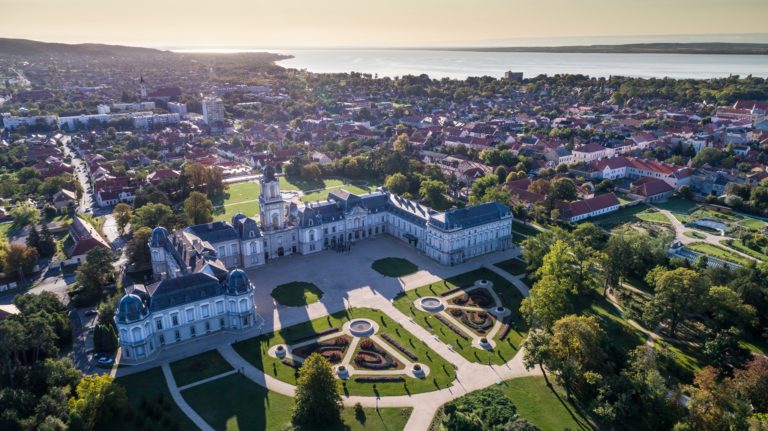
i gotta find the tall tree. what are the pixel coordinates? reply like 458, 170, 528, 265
547, 315, 606, 397
68, 374, 126, 431
38, 224, 56, 257
4, 243, 38, 277
112, 203, 132, 236
551, 177, 578, 201
384, 173, 409, 195
292, 353, 342, 426
644, 267, 710, 337
183, 191, 214, 225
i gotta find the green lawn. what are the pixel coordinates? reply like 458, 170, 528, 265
233, 308, 456, 396
655, 339, 705, 384
494, 258, 528, 275
170, 350, 234, 387
721, 239, 768, 262
270, 281, 324, 307
213, 182, 261, 221
371, 257, 419, 277
739, 218, 767, 231
182, 373, 411, 431
301, 183, 373, 203
635, 209, 671, 225
654, 197, 698, 213
392, 268, 528, 365
115, 367, 199, 431
686, 242, 753, 266
589, 203, 651, 227
512, 223, 541, 237
573, 291, 645, 361
499, 376, 592, 431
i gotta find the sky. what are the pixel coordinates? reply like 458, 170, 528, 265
1, 0, 767, 48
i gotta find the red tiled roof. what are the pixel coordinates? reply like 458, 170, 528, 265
567, 193, 620, 217
630, 177, 674, 197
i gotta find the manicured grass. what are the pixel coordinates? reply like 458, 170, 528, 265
590, 203, 650, 227
371, 257, 419, 277
233, 308, 456, 396
683, 231, 706, 239
170, 349, 234, 387
301, 183, 373, 202
494, 258, 528, 276
635, 209, 671, 225
722, 239, 768, 262
213, 182, 261, 221
115, 367, 199, 431
512, 223, 541, 237
270, 281, 324, 307
499, 376, 592, 431
739, 218, 767, 230
182, 373, 412, 431
392, 268, 528, 365
654, 197, 698, 213
686, 241, 753, 266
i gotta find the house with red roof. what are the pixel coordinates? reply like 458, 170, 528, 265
560, 193, 621, 222
65, 216, 111, 265
628, 177, 674, 203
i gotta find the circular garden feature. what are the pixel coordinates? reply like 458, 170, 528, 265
371, 257, 419, 277
349, 319, 376, 337
420, 297, 444, 312
270, 281, 324, 307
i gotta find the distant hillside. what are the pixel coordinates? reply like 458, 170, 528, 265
432, 43, 768, 55
0, 38, 172, 57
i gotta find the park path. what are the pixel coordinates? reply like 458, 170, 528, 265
486, 264, 531, 297
161, 363, 215, 431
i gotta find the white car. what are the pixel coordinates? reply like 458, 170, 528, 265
96, 356, 113, 366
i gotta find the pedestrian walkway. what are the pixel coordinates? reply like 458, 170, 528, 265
160, 363, 215, 431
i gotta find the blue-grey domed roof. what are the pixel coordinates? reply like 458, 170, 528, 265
150, 226, 168, 247
226, 269, 250, 294
116, 294, 148, 324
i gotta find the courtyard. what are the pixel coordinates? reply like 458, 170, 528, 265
112, 236, 561, 431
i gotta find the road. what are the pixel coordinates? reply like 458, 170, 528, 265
61, 135, 95, 214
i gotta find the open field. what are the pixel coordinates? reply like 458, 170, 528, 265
499, 377, 592, 431
213, 181, 261, 221
654, 197, 698, 213
233, 308, 456, 396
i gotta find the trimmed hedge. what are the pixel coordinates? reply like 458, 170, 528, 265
435, 314, 470, 340
498, 322, 512, 341
281, 358, 301, 369
380, 333, 418, 361
354, 376, 405, 383
440, 285, 471, 297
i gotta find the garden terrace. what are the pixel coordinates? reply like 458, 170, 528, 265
353, 338, 402, 371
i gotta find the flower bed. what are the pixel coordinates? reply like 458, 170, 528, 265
380, 333, 418, 361
354, 338, 398, 370
435, 314, 470, 340
451, 289, 494, 308
290, 327, 340, 344
292, 335, 351, 364
354, 376, 405, 383
448, 308, 494, 334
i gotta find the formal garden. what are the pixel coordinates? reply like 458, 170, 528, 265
233, 308, 457, 396
393, 268, 528, 365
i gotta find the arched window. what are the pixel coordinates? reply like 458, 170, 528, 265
249, 230, 255, 238
272, 213, 279, 228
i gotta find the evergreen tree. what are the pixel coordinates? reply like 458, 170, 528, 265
38, 224, 56, 257
26, 224, 41, 250
292, 353, 342, 426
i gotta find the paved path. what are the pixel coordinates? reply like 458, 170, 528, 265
487, 264, 530, 297
161, 363, 215, 431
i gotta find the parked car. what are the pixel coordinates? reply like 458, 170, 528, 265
96, 356, 113, 366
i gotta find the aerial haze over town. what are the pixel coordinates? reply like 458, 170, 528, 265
1, 1, 768, 430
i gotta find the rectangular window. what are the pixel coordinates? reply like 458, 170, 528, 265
186, 308, 194, 322
155, 319, 163, 330
205, 322, 211, 332
220, 318, 225, 328
231, 243, 238, 255
175, 330, 180, 341
190, 326, 196, 337
171, 314, 179, 326
218, 246, 225, 256
201, 304, 210, 318
216, 301, 224, 314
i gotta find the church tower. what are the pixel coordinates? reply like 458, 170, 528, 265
139, 75, 147, 99
259, 165, 285, 230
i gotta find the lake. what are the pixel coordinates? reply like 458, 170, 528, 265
272, 49, 768, 80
